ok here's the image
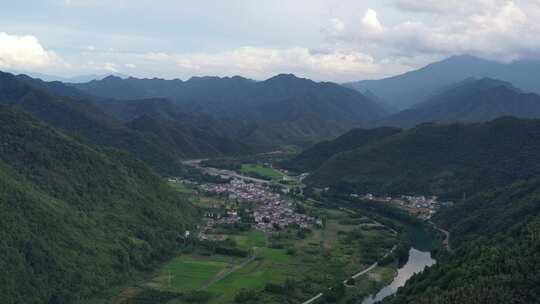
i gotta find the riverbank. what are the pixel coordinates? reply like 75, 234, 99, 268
361, 248, 436, 304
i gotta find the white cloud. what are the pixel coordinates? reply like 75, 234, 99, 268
103, 62, 118, 72
362, 9, 384, 34
137, 47, 388, 81
393, 0, 489, 14
325, 1, 540, 62
75, 46, 406, 82
0, 32, 63, 70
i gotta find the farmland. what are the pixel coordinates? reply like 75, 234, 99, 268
240, 163, 285, 181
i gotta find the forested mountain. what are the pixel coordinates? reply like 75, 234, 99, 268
73, 74, 389, 148
285, 127, 401, 173
96, 98, 252, 157
0, 71, 252, 174
0, 105, 198, 303
384, 177, 540, 304
308, 117, 540, 199
377, 78, 540, 128
345, 55, 540, 110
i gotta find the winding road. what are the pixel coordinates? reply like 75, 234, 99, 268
301, 245, 398, 304
429, 221, 452, 252
201, 253, 258, 289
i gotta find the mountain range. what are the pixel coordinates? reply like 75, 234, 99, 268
0, 71, 253, 175
72, 74, 389, 149
376, 78, 540, 128
345, 55, 540, 110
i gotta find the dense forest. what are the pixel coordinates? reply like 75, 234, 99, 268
384, 178, 540, 304
284, 127, 401, 173
1, 71, 253, 176
308, 117, 540, 199
0, 105, 198, 303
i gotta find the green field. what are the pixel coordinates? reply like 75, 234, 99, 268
125, 201, 399, 304
168, 181, 195, 194
207, 247, 295, 303
240, 164, 285, 181
230, 230, 267, 249
152, 255, 239, 291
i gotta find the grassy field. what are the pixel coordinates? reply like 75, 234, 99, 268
240, 164, 285, 181
230, 230, 267, 249
207, 247, 295, 303
168, 181, 195, 194
148, 255, 241, 292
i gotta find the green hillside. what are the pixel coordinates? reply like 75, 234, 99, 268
285, 127, 401, 173
308, 117, 540, 199
0, 106, 198, 303
384, 178, 540, 304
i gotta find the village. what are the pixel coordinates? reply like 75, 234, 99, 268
175, 178, 320, 239
353, 193, 453, 220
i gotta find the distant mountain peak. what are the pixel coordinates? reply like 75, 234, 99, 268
344, 54, 540, 110
265, 73, 306, 82
102, 75, 123, 82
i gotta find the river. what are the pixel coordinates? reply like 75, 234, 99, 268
361, 248, 436, 304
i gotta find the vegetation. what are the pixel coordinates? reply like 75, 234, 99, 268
384, 178, 540, 304
378, 78, 540, 128
239, 164, 285, 181
130, 198, 398, 304
285, 127, 401, 173
0, 106, 198, 303
73, 73, 389, 150
2, 72, 253, 176
309, 117, 540, 199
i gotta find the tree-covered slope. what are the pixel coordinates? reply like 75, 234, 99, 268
377, 78, 540, 128
384, 178, 540, 304
0, 105, 198, 303
73, 74, 389, 149
285, 127, 401, 173
308, 117, 540, 199
96, 98, 253, 156
0, 71, 187, 175
1, 71, 256, 174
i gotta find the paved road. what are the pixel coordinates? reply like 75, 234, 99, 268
350, 245, 397, 280
302, 245, 397, 304
302, 293, 324, 304
201, 253, 258, 290
429, 221, 452, 252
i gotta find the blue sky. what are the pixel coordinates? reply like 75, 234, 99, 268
1, 0, 540, 82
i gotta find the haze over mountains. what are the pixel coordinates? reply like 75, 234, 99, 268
376, 78, 540, 128
345, 55, 540, 110
73, 73, 389, 149
2, 54, 540, 159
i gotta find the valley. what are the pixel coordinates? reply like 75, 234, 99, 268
108, 157, 445, 304
2, 29, 540, 304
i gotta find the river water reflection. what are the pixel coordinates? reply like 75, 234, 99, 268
362, 248, 436, 304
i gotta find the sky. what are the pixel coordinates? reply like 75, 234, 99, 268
1, 0, 540, 82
